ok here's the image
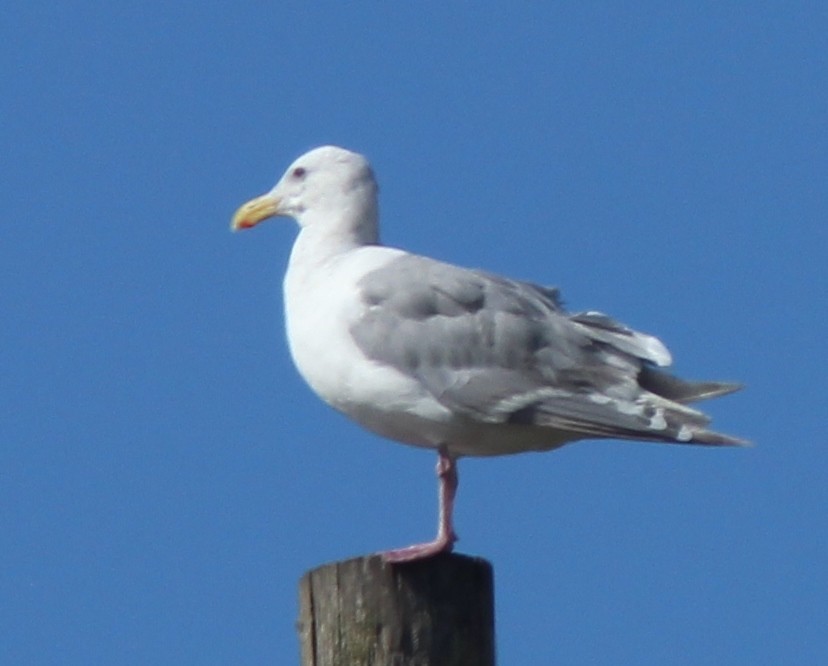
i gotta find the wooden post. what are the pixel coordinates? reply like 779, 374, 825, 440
298, 553, 495, 666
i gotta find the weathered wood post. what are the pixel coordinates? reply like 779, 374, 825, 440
298, 553, 495, 665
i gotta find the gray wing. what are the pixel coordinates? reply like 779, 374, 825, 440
351, 254, 743, 446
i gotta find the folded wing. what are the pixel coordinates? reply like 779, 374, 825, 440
351, 254, 746, 447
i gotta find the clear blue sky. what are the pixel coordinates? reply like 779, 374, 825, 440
2, 2, 826, 664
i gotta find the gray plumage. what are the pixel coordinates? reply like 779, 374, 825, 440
351, 254, 745, 448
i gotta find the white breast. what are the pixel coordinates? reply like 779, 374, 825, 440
283, 243, 455, 449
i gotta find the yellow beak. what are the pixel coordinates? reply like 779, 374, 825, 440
231, 194, 281, 231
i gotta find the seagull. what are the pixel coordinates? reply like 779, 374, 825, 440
232, 145, 745, 562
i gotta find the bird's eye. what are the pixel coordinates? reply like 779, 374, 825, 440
292, 167, 306, 179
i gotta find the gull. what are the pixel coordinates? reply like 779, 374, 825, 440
232, 145, 745, 562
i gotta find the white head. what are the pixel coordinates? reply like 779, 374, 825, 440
232, 146, 379, 243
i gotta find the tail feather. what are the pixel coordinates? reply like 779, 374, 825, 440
687, 428, 752, 447
637, 372, 749, 446
639, 366, 743, 404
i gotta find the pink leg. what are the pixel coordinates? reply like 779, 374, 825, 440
381, 446, 459, 563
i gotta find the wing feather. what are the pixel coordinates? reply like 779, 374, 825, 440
350, 254, 744, 446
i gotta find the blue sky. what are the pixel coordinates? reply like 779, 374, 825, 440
2, 2, 826, 663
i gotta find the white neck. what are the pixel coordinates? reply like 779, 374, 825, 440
288, 197, 379, 267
